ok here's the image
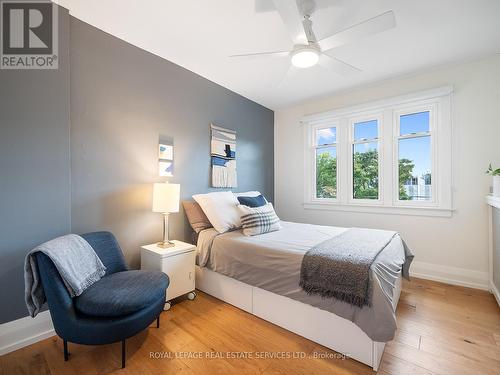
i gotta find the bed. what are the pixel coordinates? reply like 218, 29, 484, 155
194, 220, 411, 371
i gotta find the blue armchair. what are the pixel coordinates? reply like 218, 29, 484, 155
36, 231, 169, 368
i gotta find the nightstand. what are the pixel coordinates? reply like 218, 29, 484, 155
140, 240, 196, 310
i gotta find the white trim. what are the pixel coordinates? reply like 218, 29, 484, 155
487, 203, 494, 303
0, 311, 55, 355
490, 281, 500, 307
410, 260, 489, 290
302, 86, 453, 216
486, 197, 500, 306
301, 86, 454, 124
303, 202, 453, 217
486, 194, 500, 209
196, 266, 402, 371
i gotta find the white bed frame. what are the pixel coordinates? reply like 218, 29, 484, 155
195, 266, 402, 371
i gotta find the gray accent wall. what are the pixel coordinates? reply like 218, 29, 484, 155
69, 19, 274, 269
0, 12, 273, 324
0, 8, 71, 323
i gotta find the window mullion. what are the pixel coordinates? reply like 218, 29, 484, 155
304, 89, 452, 213
397, 132, 430, 140
316, 143, 337, 149
339, 119, 350, 204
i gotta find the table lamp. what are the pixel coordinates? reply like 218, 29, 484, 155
152, 182, 180, 248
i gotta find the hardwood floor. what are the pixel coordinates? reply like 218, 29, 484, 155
1, 278, 499, 374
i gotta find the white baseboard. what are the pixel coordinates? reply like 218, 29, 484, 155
0, 262, 493, 357
0, 311, 55, 356
490, 281, 500, 306
410, 260, 489, 290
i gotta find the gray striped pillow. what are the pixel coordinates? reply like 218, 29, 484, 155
238, 203, 281, 236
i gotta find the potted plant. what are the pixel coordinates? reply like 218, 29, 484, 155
486, 163, 500, 197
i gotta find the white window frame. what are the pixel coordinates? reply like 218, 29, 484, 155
307, 122, 339, 203
393, 103, 437, 207
302, 86, 453, 217
348, 114, 383, 205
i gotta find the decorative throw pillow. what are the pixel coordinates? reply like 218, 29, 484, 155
234, 191, 263, 198
238, 203, 282, 236
192, 191, 240, 233
237, 194, 267, 208
182, 201, 212, 233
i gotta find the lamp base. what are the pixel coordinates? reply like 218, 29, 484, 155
157, 241, 175, 249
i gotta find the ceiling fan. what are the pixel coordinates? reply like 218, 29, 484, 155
230, 0, 396, 78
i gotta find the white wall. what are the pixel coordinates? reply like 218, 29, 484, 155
274, 55, 500, 289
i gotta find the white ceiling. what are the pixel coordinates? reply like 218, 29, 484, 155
54, 0, 500, 109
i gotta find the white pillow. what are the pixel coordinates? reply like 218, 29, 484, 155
192, 192, 240, 233
238, 203, 282, 236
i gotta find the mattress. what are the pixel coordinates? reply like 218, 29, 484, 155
196, 221, 409, 342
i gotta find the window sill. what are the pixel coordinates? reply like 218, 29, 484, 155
303, 202, 453, 217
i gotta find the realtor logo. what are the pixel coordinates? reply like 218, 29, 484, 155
1, 0, 58, 69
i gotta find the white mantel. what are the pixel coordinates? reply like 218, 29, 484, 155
486, 195, 500, 209
486, 195, 500, 306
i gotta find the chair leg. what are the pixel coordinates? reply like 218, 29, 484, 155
63, 339, 69, 361
121, 339, 126, 369
156, 316, 160, 328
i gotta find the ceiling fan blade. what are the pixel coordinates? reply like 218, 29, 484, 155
277, 65, 298, 87
229, 51, 289, 59
254, 0, 274, 13
319, 54, 361, 75
318, 10, 396, 52
272, 0, 308, 45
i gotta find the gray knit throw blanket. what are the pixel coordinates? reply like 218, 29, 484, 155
300, 228, 396, 307
25, 234, 106, 317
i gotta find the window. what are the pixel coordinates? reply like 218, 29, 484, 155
303, 86, 453, 216
351, 119, 380, 200
314, 126, 337, 199
397, 111, 432, 202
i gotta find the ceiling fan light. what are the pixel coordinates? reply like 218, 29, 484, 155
291, 48, 319, 68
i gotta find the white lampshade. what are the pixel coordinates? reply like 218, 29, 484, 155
152, 182, 180, 213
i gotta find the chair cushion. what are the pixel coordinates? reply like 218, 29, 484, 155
74, 270, 169, 317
